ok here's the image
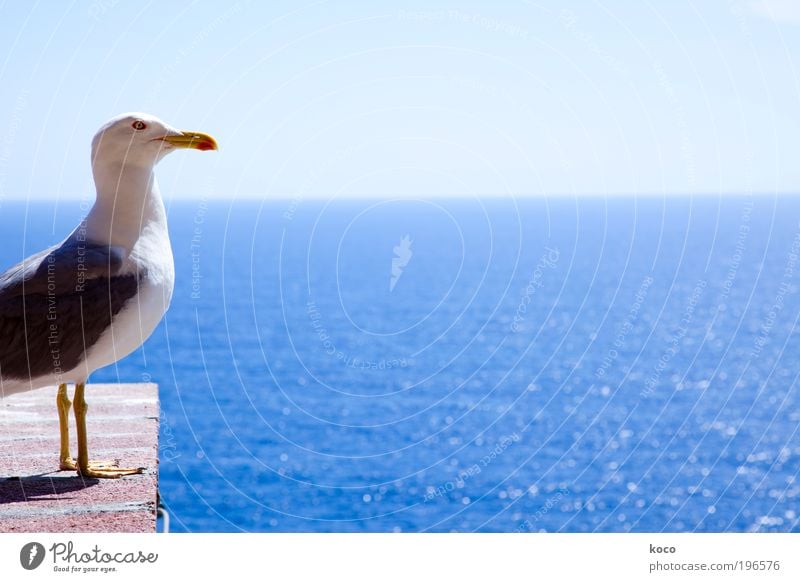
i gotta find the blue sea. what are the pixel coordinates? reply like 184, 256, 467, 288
2, 195, 799, 532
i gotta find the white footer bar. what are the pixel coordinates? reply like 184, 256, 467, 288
1, 533, 797, 581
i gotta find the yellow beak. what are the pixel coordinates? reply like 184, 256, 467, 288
161, 131, 218, 151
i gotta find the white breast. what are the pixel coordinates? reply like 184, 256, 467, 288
81, 219, 175, 375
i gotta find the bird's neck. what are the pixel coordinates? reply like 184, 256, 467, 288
84, 161, 168, 249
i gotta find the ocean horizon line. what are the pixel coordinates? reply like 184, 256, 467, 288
2, 191, 799, 203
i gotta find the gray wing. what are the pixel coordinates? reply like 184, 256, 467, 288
0, 239, 126, 298
0, 239, 141, 381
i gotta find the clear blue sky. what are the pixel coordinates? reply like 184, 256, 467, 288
0, 0, 798, 200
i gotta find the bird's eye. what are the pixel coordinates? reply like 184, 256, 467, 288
131, 120, 147, 131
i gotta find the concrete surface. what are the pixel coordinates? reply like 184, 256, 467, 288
0, 383, 159, 532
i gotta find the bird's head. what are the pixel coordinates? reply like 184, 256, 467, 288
91, 112, 218, 170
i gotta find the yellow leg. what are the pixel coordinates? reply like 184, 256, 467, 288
57, 384, 118, 471
74, 383, 144, 478
57, 384, 76, 470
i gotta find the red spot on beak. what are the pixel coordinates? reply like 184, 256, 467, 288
196, 140, 215, 151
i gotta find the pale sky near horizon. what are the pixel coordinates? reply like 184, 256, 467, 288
0, 1, 798, 201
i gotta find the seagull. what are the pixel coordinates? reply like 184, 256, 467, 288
0, 113, 217, 478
